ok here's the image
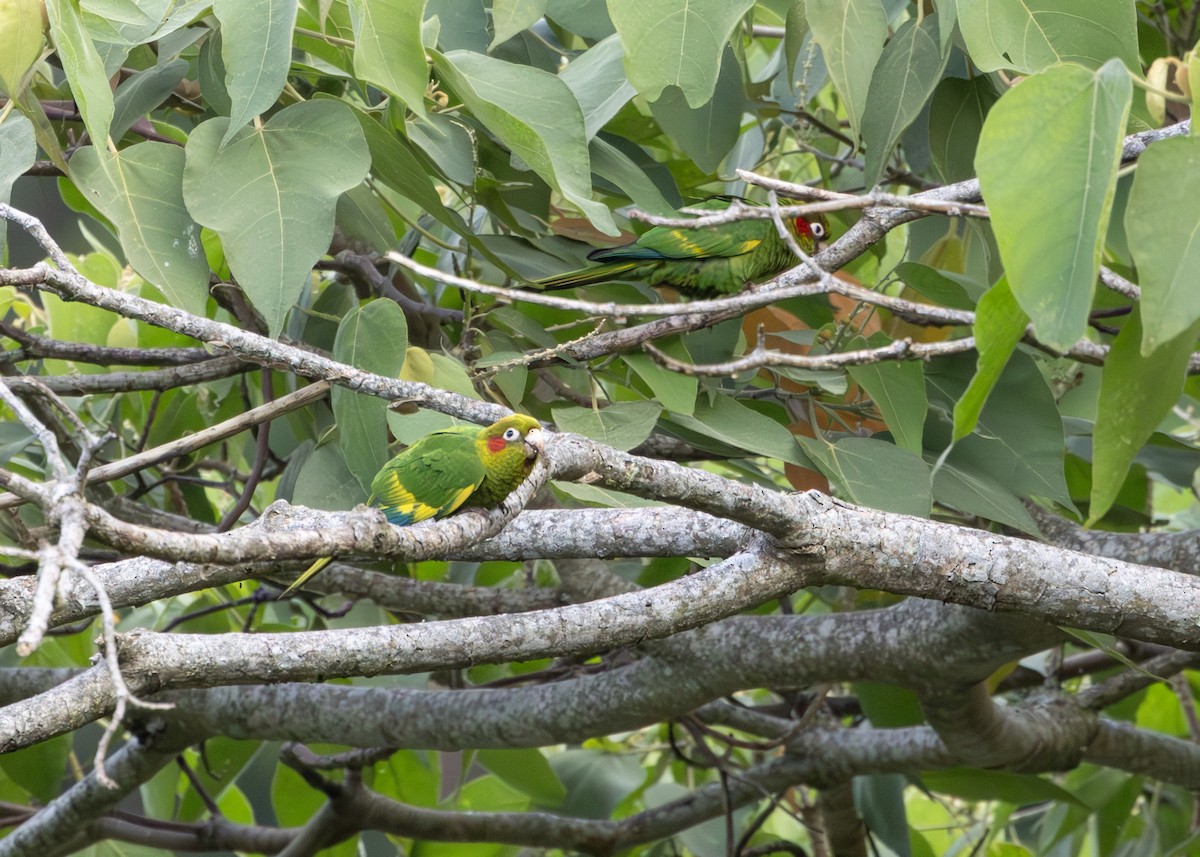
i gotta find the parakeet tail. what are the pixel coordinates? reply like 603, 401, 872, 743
280, 555, 334, 597
529, 261, 643, 290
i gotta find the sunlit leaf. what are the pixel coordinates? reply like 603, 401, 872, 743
71, 142, 210, 317
957, 0, 1138, 74
808, 0, 887, 137
1089, 310, 1198, 524
953, 278, 1028, 441
976, 60, 1131, 351
607, 0, 754, 108
862, 15, 947, 188
1125, 136, 1200, 354
348, 0, 428, 116
46, 0, 113, 143
0, 0, 45, 98
212, 0, 299, 144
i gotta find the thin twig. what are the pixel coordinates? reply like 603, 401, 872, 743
0, 381, 330, 510
70, 562, 173, 789
644, 334, 976, 376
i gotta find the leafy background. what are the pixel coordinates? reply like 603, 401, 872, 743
1, 0, 1200, 855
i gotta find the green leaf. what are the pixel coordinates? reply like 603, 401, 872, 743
348, 0, 428, 117
477, 748, 566, 807
854, 775, 911, 857
953, 278, 1028, 441
1089, 310, 1198, 524
182, 100, 371, 335
855, 681, 924, 727
490, 0, 547, 48
177, 738, 260, 822
81, 0, 186, 49
432, 49, 617, 236
927, 351, 1073, 511
784, 0, 809, 83
861, 15, 947, 188
406, 109, 476, 185
928, 76, 998, 184
292, 439, 365, 512
976, 60, 1131, 352
559, 33, 636, 140
0, 115, 36, 263
1126, 136, 1200, 354
848, 347, 927, 455
589, 136, 676, 216
550, 749, 645, 819
932, 461, 1039, 533
111, 58, 188, 141
212, 0, 300, 144
647, 43, 744, 175
354, 108, 511, 272
607, 0, 754, 108
46, 0, 113, 144
956, 0, 1139, 75
552, 480, 665, 507
271, 759, 328, 827
624, 351, 697, 415
42, 288, 119, 376
552, 401, 662, 450
71, 142, 211, 317
798, 436, 932, 516
808, 0, 887, 138
672, 395, 807, 465
336, 183, 398, 254
333, 300, 408, 491
0, 734, 70, 802
0, 0, 45, 98
923, 768, 1087, 807
896, 261, 978, 310
547, 0, 614, 38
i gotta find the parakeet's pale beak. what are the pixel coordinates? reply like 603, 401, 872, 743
524, 427, 545, 458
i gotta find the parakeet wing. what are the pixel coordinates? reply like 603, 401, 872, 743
588, 220, 765, 263
369, 430, 487, 525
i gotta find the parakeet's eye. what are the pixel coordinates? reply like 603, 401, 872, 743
502, 427, 521, 442
809, 221, 826, 240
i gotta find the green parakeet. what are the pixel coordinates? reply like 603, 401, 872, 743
530, 198, 829, 295
283, 414, 544, 596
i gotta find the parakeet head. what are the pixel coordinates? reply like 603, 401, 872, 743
475, 414, 544, 468
788, 213, 829, 251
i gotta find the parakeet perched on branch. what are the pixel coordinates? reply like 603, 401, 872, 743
530, 198, 829, 296
282, 414, 544, 596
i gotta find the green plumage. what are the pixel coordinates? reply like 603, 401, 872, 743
283, 415, 543, 596
531, 199, 829, 296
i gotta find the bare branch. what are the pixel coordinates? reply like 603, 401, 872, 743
645, 334, 976, 376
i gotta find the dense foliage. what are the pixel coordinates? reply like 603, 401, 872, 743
1, 0, 1200, 855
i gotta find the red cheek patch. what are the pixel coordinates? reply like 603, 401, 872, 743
487, 436, 507, 453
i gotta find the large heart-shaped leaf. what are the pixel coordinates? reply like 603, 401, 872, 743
182, 100, 371, 335
957, 0, 1139, 74
607, 0, 754, 108
976, 60, 1131, 352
